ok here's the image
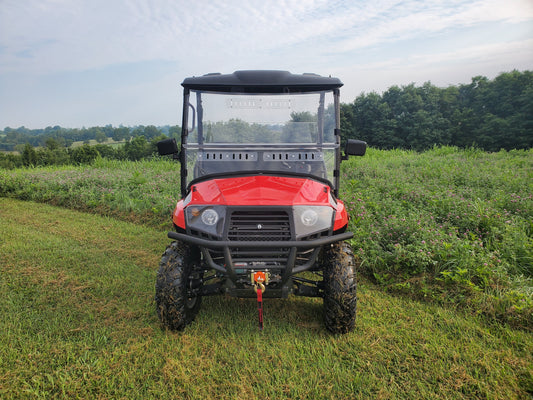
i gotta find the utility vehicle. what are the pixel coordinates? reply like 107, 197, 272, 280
156, 70, 366, 333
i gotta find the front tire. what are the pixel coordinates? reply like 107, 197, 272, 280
322, 241, 357, 334
155, 241, 202, 331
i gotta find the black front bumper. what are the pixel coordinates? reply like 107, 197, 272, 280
167, 230, 353, 280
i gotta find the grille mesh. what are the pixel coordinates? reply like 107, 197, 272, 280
228, 210, 291, 242
205, 209, 323, 270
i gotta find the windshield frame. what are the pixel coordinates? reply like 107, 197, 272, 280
179, 87, 343, 197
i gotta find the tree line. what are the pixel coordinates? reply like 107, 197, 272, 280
341, 70, 532, 151
0, 124, 181, 152
0, 124, 181, 169
0, 135, 171, 169
0, 70, 531, 169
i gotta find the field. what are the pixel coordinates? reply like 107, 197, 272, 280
69, 138, 125, 148
1, 198, 532, 399
0, 146, 532, 398
0, 147, 531, 325
343, 147, 532, 327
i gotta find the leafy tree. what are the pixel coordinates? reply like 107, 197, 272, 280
341, 70, 532, 151
70, 144, 99, 164
45, 137, 61, 150
143, 125, 162, 140
93, 144, 118, 159
168, 125, 181, 140
21, 143, 37, 166
36, 146, 69, 166
131, 126, 145, 138
95, 129, 106, 143
149, 135, 168, 155
113, 127, 131, 141
0, 152, 23, 169
123, 136, 151, 160
281, 112, 317, 143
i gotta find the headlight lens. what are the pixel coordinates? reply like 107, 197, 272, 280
293, 206, 334, 238
201, 209, 219, 226
300, 209, 319, 226
186, 206, 225, 237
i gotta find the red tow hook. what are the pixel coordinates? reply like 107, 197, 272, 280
253, 272, 266, 331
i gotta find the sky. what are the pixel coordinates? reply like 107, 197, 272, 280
0, 0, 532, 129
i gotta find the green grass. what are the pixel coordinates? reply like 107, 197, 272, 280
1, 198, 531, 399
0, 147, 531, 327
0, 157, 180, 228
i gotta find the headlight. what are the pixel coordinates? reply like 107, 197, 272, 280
300, 209, 319, 226
293, 206, 334, 239
201, 209, 219, 226
186, 206, 225, 237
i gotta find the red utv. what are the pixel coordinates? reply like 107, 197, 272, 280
156, 70, 366, 333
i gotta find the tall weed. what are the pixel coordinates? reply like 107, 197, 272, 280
0, 158, 181, 227
342, 146, 532, 327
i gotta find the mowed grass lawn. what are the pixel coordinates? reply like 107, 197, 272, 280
0, 198, 531, 399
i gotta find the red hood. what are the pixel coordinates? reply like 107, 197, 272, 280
189, 175, 331, 206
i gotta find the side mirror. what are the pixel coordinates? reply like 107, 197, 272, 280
345, 139, 367, 157
157, 138, 179, 156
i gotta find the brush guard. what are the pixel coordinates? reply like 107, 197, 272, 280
167, 230, 353, 295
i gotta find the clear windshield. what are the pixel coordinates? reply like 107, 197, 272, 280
184, 90, 339, 187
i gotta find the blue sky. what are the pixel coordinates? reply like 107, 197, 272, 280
0, 0, 532, 129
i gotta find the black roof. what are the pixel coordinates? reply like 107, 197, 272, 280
181, 70, 343, 93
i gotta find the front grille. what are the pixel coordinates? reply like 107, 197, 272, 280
224, 209, 292, 267
201, 208, 324, 273
228, 210, 291, 242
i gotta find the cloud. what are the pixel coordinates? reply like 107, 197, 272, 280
0, 0, 532, 127
321, 0, 533, 54
2, 0, 532, 74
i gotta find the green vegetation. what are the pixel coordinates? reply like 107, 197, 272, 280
1, 198, 531, 399
1, 147, 531, 329
343, 147, 532, 328
0, 124, 180, 152
341, 70, 532, 151
0, 135, 168, 169
0, 158, 180, 227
